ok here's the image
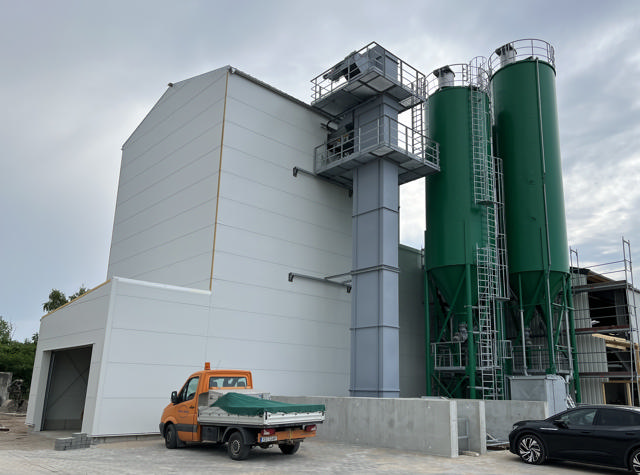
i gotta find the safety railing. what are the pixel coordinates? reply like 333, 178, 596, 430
426, 61, 490, 96
433, 341, 467, 370
311, 42, 428, 104
512, 344, 571, 373
314, 114, 439, 173
488, 39, 555, 75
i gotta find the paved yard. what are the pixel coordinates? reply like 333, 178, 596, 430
0, 413, 626, 474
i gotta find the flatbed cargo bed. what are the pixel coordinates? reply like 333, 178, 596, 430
198, 392, 325, 427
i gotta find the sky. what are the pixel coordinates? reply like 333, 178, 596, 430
1, 0, 639, 341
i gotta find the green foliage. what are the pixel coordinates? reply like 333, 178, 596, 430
69, 286, 88, 301
43, 285, 89, 313
0, 317, 13, 344
42, 289, 68, 312
0, 340, 36, 388
0, 316, 36, 394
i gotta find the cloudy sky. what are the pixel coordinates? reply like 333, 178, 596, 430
2, 0, 639, 341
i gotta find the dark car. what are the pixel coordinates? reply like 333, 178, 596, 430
509, 405, 640, 473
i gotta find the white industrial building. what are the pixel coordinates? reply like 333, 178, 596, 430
26, 65, 426, 436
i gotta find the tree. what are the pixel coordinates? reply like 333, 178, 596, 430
69, 286, 88, 301
0, 316, 14, 344
42, 289, 68, 312
0, 316, 36, 397
42, 285, 89, 313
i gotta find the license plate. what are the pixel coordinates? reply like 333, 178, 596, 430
261, 435, 277, 442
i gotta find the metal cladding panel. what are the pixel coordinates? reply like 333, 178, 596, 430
398, 246, 426, 397
93, 279, 209, 435
208, 74, 351, 398
27, 282, 112, 432
108, 68, 227, 289
425, 86, 487, 309
491, 59, 569, 300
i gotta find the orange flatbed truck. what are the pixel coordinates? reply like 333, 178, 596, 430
159, 363, 325, 460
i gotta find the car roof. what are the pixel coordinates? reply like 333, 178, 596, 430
570, 404, 640, 413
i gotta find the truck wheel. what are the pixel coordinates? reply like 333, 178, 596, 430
227, 432, 250, 460
279, 441, 300, 455
165, 424, 178, 449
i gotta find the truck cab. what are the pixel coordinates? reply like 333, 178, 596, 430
160, 365, 253, 444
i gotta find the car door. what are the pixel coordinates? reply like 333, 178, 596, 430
174, 376, 199, 442
543, 407, 599, 463
587, 408, 640, 468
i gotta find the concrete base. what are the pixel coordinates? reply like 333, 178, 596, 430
275, 396, 548, 458
277, 396, 458, 457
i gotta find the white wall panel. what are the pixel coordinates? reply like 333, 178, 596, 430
123, 68, 227, 153
216, 198, 350, 254
210, 280, 349, 325
95, 396, 169, 435
220, 143, 350, 211
214, 224, 349, 275
205, 75, 352, 398
110, 179, 216, 250
118, 130, 221, 205
108, 68, 227, 289
219, 173, 350, 233
28, 282, 112, 433
227, 74, 322, 137
93, 278, 210, 435
114, 148, 219, 225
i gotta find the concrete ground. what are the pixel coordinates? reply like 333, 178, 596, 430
0, 413, 628, 474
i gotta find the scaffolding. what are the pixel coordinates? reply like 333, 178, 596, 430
572, 238, 640, 406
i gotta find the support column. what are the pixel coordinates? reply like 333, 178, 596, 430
350, 158, 400, 398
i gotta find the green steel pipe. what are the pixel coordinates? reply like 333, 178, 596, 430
465, 261, 476, 399
424, 242, 432, 396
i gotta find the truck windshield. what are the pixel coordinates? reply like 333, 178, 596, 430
209, 376, 247, 388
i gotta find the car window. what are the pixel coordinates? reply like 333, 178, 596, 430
209, 376, 248, 388
596, 408, 640, 427
555, 408, 597, 426
180, 376, 199, 402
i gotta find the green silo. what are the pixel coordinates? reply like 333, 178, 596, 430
425, 64, 494, 398
490, 40, 578, 387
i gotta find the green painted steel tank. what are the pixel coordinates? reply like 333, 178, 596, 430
490, 40, 569, 308
425, 65, 491, 313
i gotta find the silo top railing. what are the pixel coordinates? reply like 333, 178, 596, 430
488, 39, 555, 76
425, 61, 490, 96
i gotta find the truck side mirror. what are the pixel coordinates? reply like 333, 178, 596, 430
171, 391, 178, 404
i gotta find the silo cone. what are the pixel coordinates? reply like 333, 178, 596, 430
491, 50, 570, 374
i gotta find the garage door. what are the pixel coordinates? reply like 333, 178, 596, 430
42, 346, 92, 431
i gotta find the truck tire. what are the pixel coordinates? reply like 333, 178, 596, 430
279, 441, 300, 455
165, 424, 178, 449
227, 431, 250, 460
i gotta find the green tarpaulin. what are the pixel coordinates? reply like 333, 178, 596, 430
211, 392, 325, 416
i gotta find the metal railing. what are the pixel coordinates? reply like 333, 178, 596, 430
488, 39, 555, 76
426, 61, 490, 96
512, 344, 571, 373
314, 114, 439, 173
433, 341, 467, 370
311, 42, 428, 104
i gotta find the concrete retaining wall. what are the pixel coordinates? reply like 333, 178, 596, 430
276, 396, 548, 456
484, 400, 548, 440
455, 399, 486, 454
276, 396, 458, 457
